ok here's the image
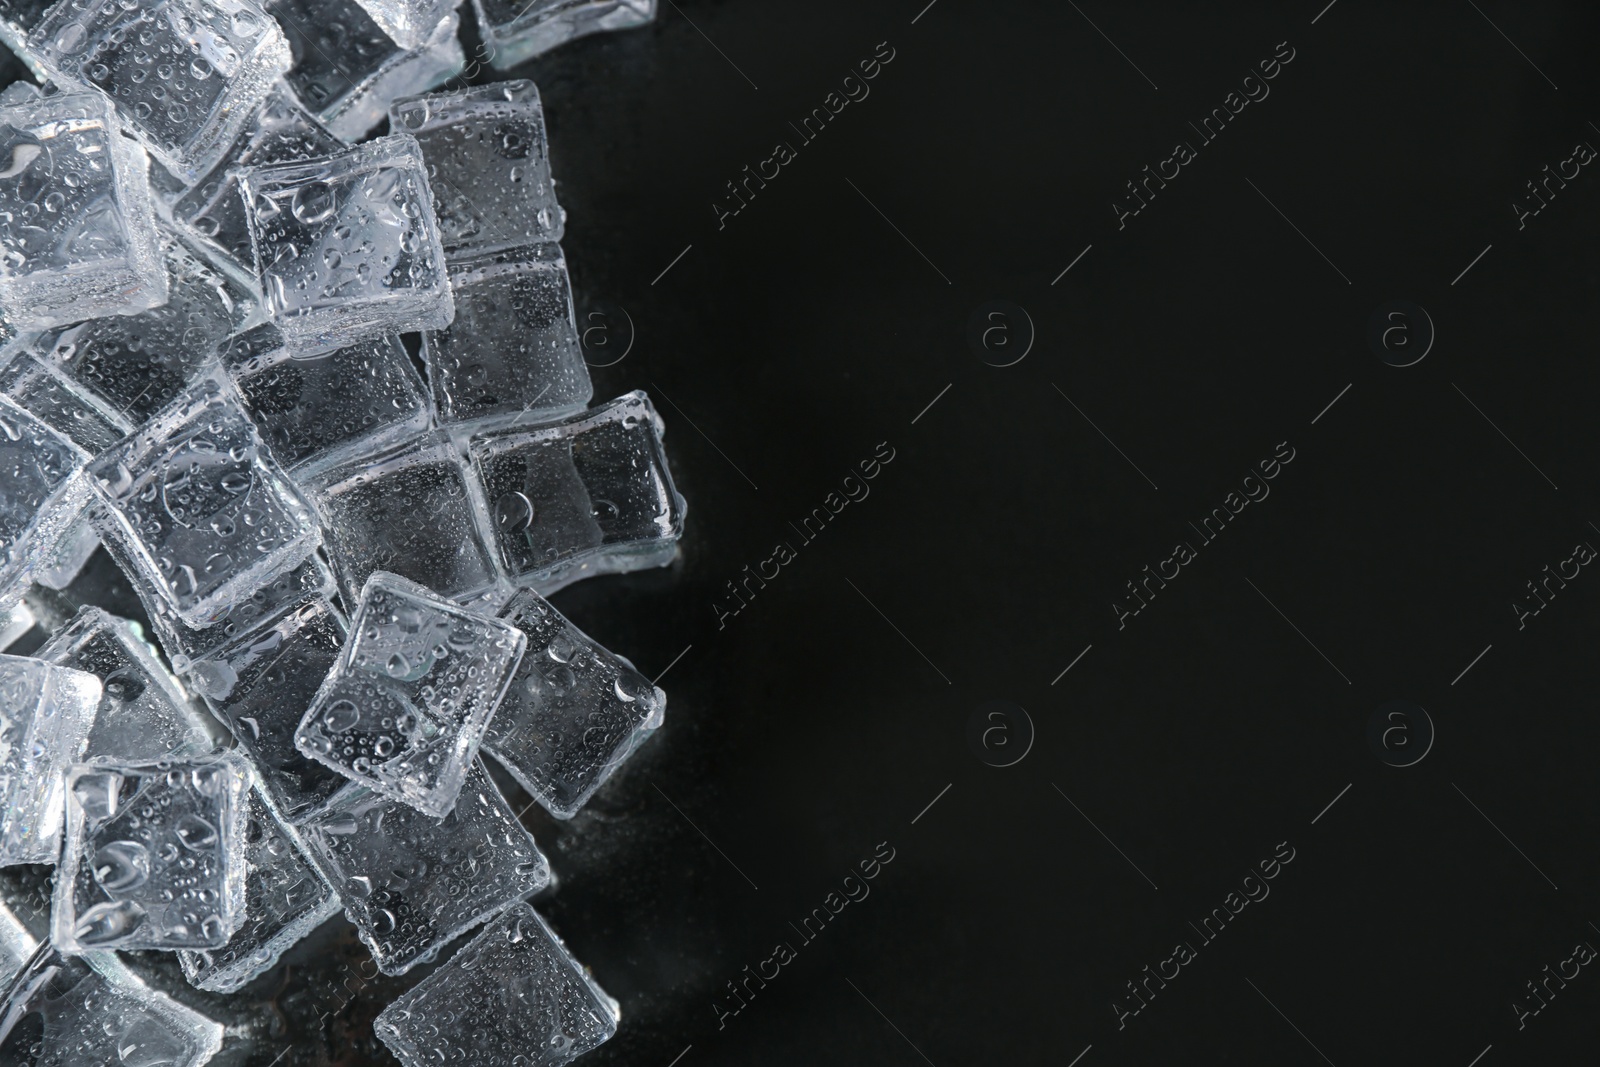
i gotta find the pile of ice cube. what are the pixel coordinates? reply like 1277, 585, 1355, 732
0, 0, 678, 1063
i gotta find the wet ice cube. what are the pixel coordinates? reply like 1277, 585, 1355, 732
189, 597, 350, 823
0, 4, 55, 80
391, 80, 564, 256
0, 88, 165, 329
422, 243, 590, 428
32, 0, 292, 181
485, 590, 663, 819
375, 902, 618, 1067
52, 752, 250, 952
306, 432, 501, 602
0, 394, 90, 604
296, 759, 551, 975
351, 0, 457, 49
0, 932, 223, 1066
239, 133, 454, 355
468, 390, 686, 593
0, 653, 99, 867
36, 607, 216, 763
173, 81, 342, 271
84, 372, 321, 630
0, 348, 131, 454
271, 0, 464, 143
178, 783, 338, 992
295, 571, 526, 817
224, 323, 431, 474
475, 0, 654, 68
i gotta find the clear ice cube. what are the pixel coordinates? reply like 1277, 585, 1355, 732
32, 226, 263, 426
0, 88, 165, 328
0, 393, 90, 605
475, 0, 654, 68
223, 323, 432, 474
0, 3, 55, 81
352, 0, 457, 50
295, 571, 526, 817
296, 758, 551, 975
36, 606, 216, 763
53, 752, 251, 952
173, 81, 342, 271
178, 782, 338, 992
188, 597, 350, 823
84, 372, 322, 631
0, 923, 224, 1066
0, 653, 99, 867
0, 348, 131, 455
468, 390, 686, 593
306, 432, 501, 602
390, 80, 565, 257
239, 133, 455, 354
485, 589, 663, 819
32, 0, 292, 181
422, 243, 590, 428
374, 902, 619, 1067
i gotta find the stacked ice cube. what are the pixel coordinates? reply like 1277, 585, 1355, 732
0, 1, 670, 1063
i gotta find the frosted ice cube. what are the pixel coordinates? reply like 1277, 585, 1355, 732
36, 607, 216, 763
352, 0, 457, 50
271, 0, 464, 143
390, 80, 565, 257
422, 243, 590, 428
296, 758, 551, 975
476, 0, 654, 68
468, 390, 686, 593
173, 81, 342, 271
295, 571, 526, 817
239, 133, 454, 354
178, 783, 338, 992
0, 394, 90, 605
0, 88, 165, 329
34, 226, 264, 426
84, 372, 321, 631
0, 653, 99, 867
188, 597, 350, 823
53, 752, 251, 952
306, 432, 501, 602
0, 928, 223, 1066
223, 323, 431, 474
32, 0, 292, 181
375, 902, 618, 1067
485, 590, 663, 819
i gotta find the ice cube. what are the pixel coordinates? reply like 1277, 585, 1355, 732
296, 758, 551, 975
0, 4, 55, 81
295, 571, 526, 817
484, 589, 663, 819
178, 782, 338, 992
0, 348, 131, 455
351, 0, 457, 50
475, 0, 654, 68
33, 225, 264, 427
36, 607, 216, 763
0, 88, 165, 329
0, 599, 35, 653
270, 0, 464, 143
468, 390, 686, 593
173, 81, 342, 271
52, 752, 251, 952
375, 901, 618, 1067
306, 432, 502, 602
223, 323, 432, 474
0, 653, 99, 867
422, 243, 591, 428
31, 0, 292, 181
84, 372, 322, 631
239, 133, 455, 354
0, 394, 91, 605
188, 597, 350, 823
0, 925, 223, 1066
390, 80, 565, 257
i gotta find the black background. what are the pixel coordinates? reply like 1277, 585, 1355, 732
21, 1, 1600, 1064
